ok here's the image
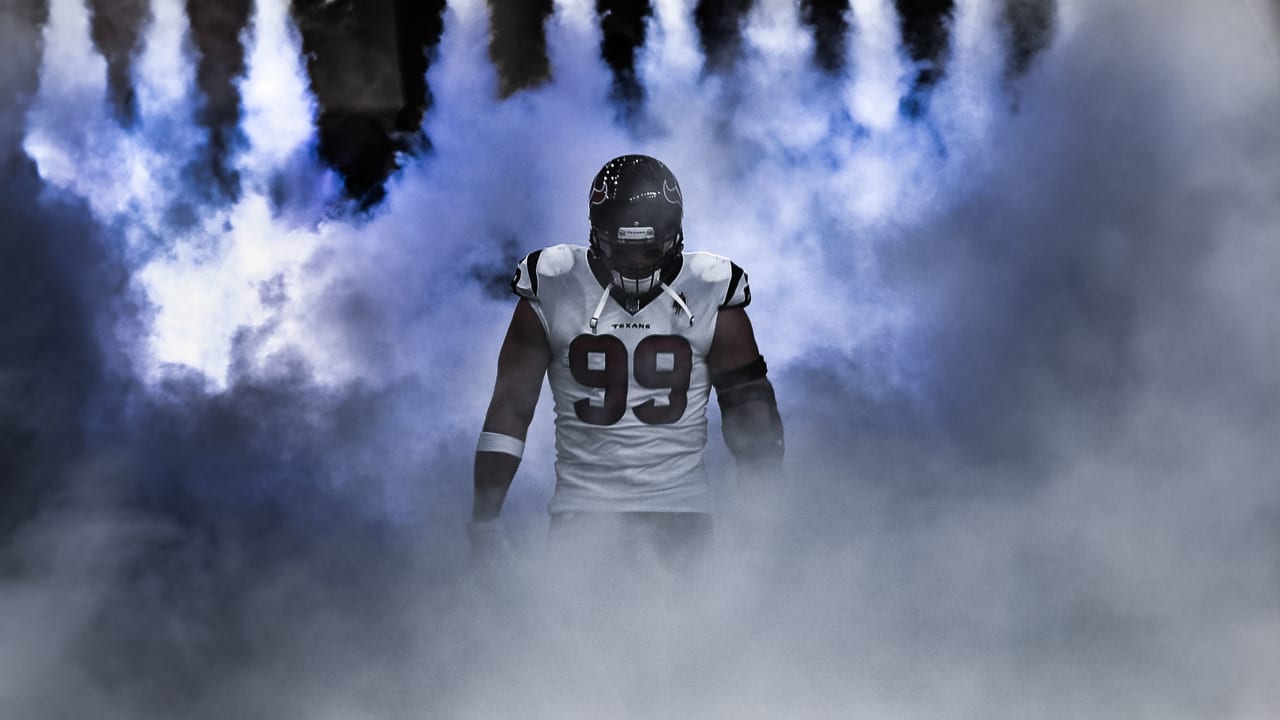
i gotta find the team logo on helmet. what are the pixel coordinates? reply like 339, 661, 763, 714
662, 180, 682, 206
590, 179, 608, 206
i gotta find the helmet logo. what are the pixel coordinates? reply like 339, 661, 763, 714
662, 180, 682, 206
590, 179, 608, 205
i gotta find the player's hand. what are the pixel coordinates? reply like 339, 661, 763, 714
466, 517, 513, 568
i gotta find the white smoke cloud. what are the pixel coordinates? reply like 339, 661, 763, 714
7, 0, 1280, 717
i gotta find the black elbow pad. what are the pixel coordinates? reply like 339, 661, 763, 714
711, 355, 767, 393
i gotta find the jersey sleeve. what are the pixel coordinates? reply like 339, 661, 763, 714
510, 249, 543, 300
721, 261, 751, 309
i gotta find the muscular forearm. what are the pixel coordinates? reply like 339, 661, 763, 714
719, 378, 784, 478
473, 451, 520, 522
472, 405, 534, 521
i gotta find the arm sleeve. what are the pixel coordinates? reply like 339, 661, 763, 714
510, 249, 543, 300
721, 261, 751, 309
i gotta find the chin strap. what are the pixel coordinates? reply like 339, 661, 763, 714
589, 280, 694, 333
588, 284, 611, 334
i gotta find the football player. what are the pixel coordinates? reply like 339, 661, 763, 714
469, 155, 783, 565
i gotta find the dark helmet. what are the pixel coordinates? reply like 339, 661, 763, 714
588, 154, 684, 306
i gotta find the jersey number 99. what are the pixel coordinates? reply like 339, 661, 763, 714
568, 334, 692, 426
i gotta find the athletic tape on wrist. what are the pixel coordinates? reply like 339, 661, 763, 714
476, 431, 525, 459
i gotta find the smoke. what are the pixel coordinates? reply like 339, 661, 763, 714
3, 0, 1279, 717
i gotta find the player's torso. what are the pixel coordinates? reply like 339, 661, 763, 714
526, 245, 727, 513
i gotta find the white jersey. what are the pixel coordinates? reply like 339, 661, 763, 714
512, 245, 751, 514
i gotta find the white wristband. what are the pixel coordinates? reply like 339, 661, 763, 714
476, 431, 525, 459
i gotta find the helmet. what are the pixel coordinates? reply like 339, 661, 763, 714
588, 154, 684, 309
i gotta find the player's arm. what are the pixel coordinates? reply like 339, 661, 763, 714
707, 307, 784, 483
473, 298, 550, 523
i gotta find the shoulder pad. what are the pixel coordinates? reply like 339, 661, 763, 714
539, 244, 577, 276
684, 252, 733, 283
510, 245, 579, 300
685, 252, 750, 309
